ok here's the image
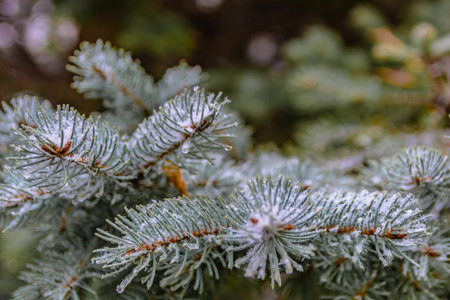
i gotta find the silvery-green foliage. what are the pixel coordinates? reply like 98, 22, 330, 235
0, 168, 50, 209
388, 263, 449, 300
67, 41, 206, 131
221, 176, 429, 288
286, 64, 381, 110
93, 196, 226, 293
218, 110, 252, 161
323, 262, 448, 300
313, 251, 379, 286
159, 247, 226, 296
0, 95, 53, 147
360, 146, 450, 212
11, 247, 98, 300
403, 224, 450, 279
11, 104, 132, 191
0, 166, 106, 231
129, 88, 237, 169
309, 190, 429, 268
246, 152, 351, 191
67, 40, 155, 115
222, 176, 318, 287
0, 168, 61, 231
94, 174, 435, 295
154, 61, 207, 107
181, 154, 245, 197
1, 38, 449, 300
322, 266, 391, 300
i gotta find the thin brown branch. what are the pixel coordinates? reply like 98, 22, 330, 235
352, 267, 381, 300
39, 140, 123, 178
142, 116, 212, 169
92, 66, 150, 115
325, 226, 407, 240
126, 228, 220, 256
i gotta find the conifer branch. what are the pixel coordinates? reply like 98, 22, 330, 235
67, 41, 206, 123
10, 104, 132, 191
159, 246, 226, 296
1, 34, 449, 300
222, 176, 430, 288
67, 40, 154, 115
93, 196, 226, 293
310, 190, 429, 268
0, 168, 57, 231
322, 266, 389, 300
0, 95, 53, 147
155, 61, 208, 107
404, 224, 450, 279
222, 176, 318, 288
182, 154, 245, 197
129, 88, 237, 170
12, 247, 98, 300
360, 146, 450, 212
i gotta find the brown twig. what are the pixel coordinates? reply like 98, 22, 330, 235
126, 228, 220, 256
92, 66, 150, 115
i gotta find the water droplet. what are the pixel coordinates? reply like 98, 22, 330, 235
23, 170, 31, 179
181, 140, 191, 154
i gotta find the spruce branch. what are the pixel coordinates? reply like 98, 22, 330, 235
93, 196, 226, 293
1, 32, 449, 300
10, 104, 132, 192
247, 152, 351, 191
181, 154, 245, 197
404, 224, 450, 279
67, 41, 206, 127
129, 87, 237, 170
222, 176, 318, 288
159, 246, 226, 296
222, 176, 430, 288
311, 190, 429, 268
392, 262, 448, 300
12, 247, 98, 300
322, 265, 389, 300
0, 95, 53, 147
154, 61, 208, 107
0, 167, 104, 232
0, 168, 60, 231
360, 146, 450, 213
67, 40, 153, 115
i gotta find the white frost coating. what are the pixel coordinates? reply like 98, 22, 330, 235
361, 146, 450, 212
68, 40, 155, 112
343, 234, 352, 243
351, 230, 361, 238
0, 95, 54, 144
355, 244, 364, 254
247, 211, 281, 241
307, 189, 429, 268
93, 198, 224, 293
224, 176, 317, 288
130, 88, 235, 167
10, 104, 130, 199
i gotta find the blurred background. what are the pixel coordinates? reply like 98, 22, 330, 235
1, 0, 450, 298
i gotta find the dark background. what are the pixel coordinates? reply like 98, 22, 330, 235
0, 0, 411, 105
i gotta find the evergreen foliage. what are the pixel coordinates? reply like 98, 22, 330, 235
0, 36, 448, 300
